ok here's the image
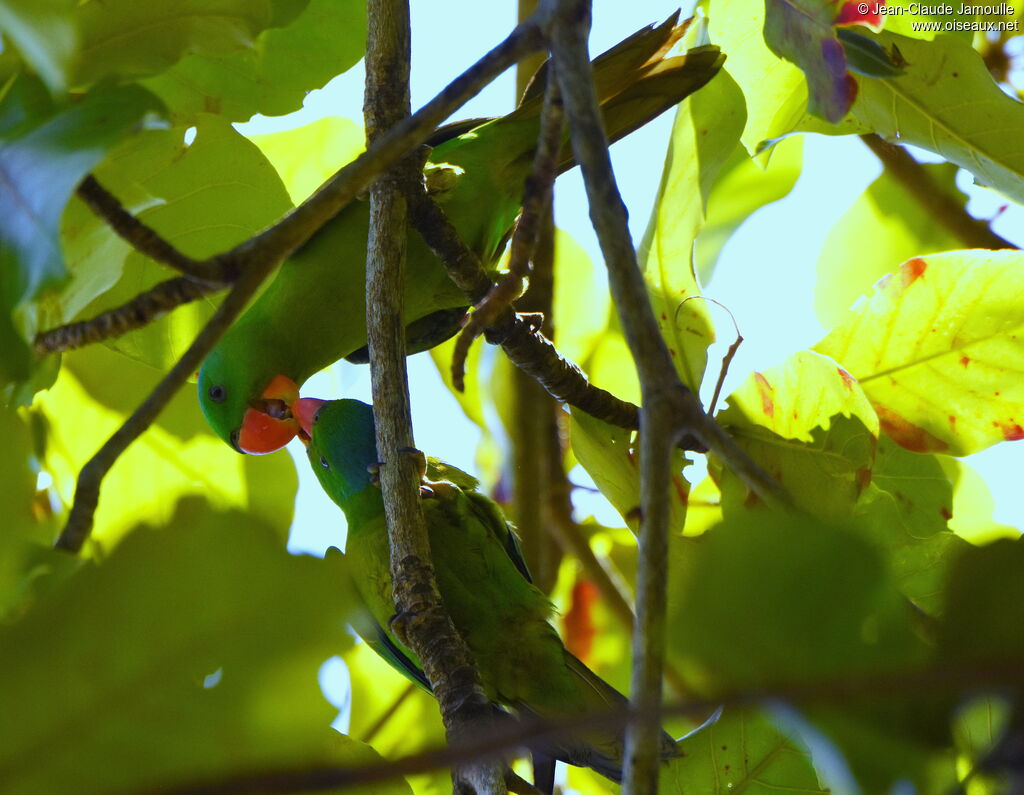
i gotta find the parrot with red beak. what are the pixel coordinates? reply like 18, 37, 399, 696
197, 15, 724, 453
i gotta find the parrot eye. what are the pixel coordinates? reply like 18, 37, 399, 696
319, 455, 330, 469
208, 385, 226, 403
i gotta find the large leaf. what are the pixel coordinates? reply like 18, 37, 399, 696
763, 0, 856, 123
71, 0, 278, 87
714, 350, 879, 519
662, 709, 826, 793
815, 250, 1024, 456
707, 0, 863, 153
844, 31, 1024, 205
71, 115, 292, 370
668, 509, 943, 790
0, 501, 362, 794
638, 68, 744, 392
33, 345, 297, 550
815, 161, 964, 329
0, 0, 75, 93
0, 81, 162, 386
569, 409, 689, 537
854, 484, 967, 614
694, 134, 803, 284
142, 0, 366, 124
247, 115, 364, 204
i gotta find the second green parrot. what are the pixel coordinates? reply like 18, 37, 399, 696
296, 397, 678, 782
198, 15, 724, 454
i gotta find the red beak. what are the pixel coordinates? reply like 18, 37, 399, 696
293, 397, 328, 439
237, 374, 300, 455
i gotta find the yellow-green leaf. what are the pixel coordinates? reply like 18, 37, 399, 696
849, 31, 1024, 204
639, 67, 744, 391
247, 115, 364, 204
569, 409, 689, 536
715, 350, 879, 519
815, 250, 1024, 456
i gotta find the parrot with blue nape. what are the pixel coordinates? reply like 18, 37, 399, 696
294, 396, 679, 783
197, 14, 724, 454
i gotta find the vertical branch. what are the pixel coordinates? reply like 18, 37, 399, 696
363, 2, 507, 793
546, 1, 680, 790
511, 0, 563, 593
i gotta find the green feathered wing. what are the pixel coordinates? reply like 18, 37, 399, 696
307, 399, 677, 782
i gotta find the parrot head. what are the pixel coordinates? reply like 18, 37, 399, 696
297, 398, 380, 507
198, 346, 300, 454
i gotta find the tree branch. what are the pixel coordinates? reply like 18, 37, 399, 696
363, 2, 507, 793
544, 1, 788, 789
406, 189, 646, 431
75, 176, 218, 280
154, 656, 1024, 795
860, 134, 1016, 250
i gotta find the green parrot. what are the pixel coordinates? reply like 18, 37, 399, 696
296, 397, 678, 783
197, 14, 724, 454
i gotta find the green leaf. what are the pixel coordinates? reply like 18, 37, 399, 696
71, 0, 277, 87
668, 510, 927, 693
142, 0, 366, 124
814, 250, 1024, 456
569, 409, 689, 536
714, 350, 879, 519
854, 484, 966, 614
247, 115, 364, 204
583, 308, 639, 406
71, 116, 292, 370
815, 161, 963, 330
939, 537, 1024, 663
662, 710, 826, 793
882, 1, 977, 40
871, 436, 953, 540
0, 0, 75, 93
763, 0, 856, 122
639, 68, 745, 391
0, 500, 358, 794
34, 345, 297, 549
552, 229, 610, 366
847, 31, 1024, 204
837, 28, 904, 78
0, 81, 162, 386
694, 134, 803, 284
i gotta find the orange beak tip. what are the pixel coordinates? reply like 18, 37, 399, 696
293, 397, 329, 437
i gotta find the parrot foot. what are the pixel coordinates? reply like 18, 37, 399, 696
388, 609, 416, 648
366, 462, 382, 487
519, 312, 545, 334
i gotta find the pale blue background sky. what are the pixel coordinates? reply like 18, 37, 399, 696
237, 0, 1023, 551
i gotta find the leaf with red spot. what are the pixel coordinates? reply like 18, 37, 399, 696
569, 409, 689, 537
763, 0, 858, 122
815, 250, 1024, 456
834, 1, 885, 31
713, 351, 879, 519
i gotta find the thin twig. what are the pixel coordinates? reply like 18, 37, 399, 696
153, 656, 1024, 795
34, 276, 219, 354
860, 134, 1016, 250
406, 189, 646, 431
361, 683, 417, 746
452, 71, 565, 382
75, 176, 215, 280
363, 2, 507, 792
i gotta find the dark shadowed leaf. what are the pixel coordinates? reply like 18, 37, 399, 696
0, 81, 162, 386
0, 500, 360, 794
